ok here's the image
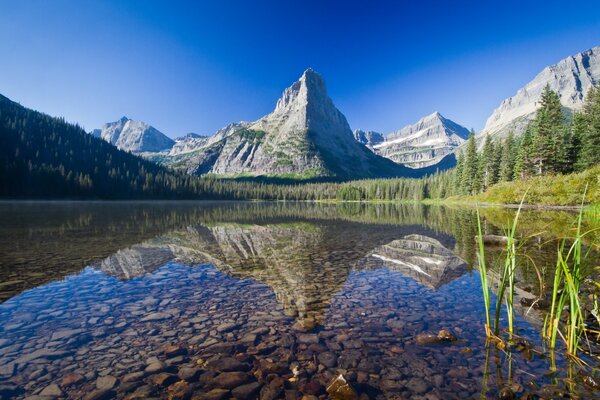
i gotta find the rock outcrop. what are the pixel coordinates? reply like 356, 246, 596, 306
352, 129, 384, 149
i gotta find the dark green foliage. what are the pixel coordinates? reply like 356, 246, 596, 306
499, 132, 516, 182
514, 124, 535, 179
235, 129, 267, 142
462, 131, 480, 195
576, 87, 600, 169
0, 94, 210, 199
530, 85, 564, 175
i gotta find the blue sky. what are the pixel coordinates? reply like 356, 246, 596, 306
1, 0, 599, 138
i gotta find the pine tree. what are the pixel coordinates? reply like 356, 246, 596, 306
578, 86, 600, 169
453, 151, 465, 195
514, 124, 535, 179
530, 85, 564, 175
499, 132, 516, 182
462, 130, 480, 195
479, 135, 495, 190
571, 111, 587, 172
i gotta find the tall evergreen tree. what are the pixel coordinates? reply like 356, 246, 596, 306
514, 124, 535, 179
453, 151, 465, 195
530, 85, 564, 175
462, 130, 480, 195
499, 132, 516, 182
479, 135, 496, 190
578, 86, 600, 169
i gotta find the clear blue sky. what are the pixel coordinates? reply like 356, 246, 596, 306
1, 0, 599, 138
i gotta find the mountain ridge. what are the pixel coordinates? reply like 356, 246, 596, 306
356, 112, 469, 168
479, 45, 600, 140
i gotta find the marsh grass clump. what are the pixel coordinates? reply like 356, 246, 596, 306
476, 188, 598, 360
476, 194, 528, 340
544, 186, 597, 359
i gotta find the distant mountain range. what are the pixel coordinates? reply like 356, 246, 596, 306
92, 69, 442, 179
91, 46, 600, 176
3, 45, 598, 188
354, 112, 470, 168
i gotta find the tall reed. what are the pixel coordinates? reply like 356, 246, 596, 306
476, 208, 491, 336
544, 186, 590, 357
493, 194, 526, 337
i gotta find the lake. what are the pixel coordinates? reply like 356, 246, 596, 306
0, 201, 598, 399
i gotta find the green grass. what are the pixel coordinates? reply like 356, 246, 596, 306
544, 188, 593, 359
475, 194, 528, 339
455, 165, 600, 206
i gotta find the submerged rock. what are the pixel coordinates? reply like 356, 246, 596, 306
326, 374, 358, 400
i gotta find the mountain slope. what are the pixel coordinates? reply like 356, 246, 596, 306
91, 116, 174, 153
155, 69, 417, 179
358, 112, 469, 168
0, 94, 205, 199
481, 46, 600, 140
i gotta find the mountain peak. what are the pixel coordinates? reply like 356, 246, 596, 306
426, 111, 443, 120
273, 68, 329, 114
481, 45, 600, 139
366, 112, 468, 168
94, 117, 174, 153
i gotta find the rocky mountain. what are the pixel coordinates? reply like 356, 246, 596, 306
168, 133, 209, 156
481, 46, 600, 140
91, 116, 174, 153
357, 112, 469, 169
353, 129, 384, 149
153, 69, 413, 179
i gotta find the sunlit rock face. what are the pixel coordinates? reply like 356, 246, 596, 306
359, 112, 469, 169
91, 222, 466, 330
369, 234, 467, 290
90, 116, 174, 153
480, 46, 600, 141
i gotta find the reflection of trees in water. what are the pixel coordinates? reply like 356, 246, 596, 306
1, 201, 595, 305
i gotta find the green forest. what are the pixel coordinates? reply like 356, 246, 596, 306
0, 85, 598, 204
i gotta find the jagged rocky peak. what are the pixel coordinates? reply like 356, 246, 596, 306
365, 112, 469, 169
482, 45, 600, 139
169, 68, 409, 179
92, 116, 174, 153
353, 129, 384, 148
274, 68, 327, 112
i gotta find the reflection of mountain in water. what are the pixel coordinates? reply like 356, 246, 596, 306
369, 234, 467, 290
92, 221, 467, 329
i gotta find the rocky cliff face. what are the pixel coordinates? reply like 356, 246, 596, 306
91, 116, 174, 153
353, 129, 384, 148
358, 112, 469, 169
481, 46, 600, 140
154, 69, 410, 179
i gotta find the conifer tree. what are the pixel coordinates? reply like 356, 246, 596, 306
499, 132, 516, 182
578, 86, 600, 169
462, 130, 480, 195
514, 124, 535, 179
530, 85, 564, 175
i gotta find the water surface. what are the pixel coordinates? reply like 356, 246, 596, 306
0, 202, 598, 399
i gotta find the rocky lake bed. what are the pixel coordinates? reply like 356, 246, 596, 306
0, 202, 598, 399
